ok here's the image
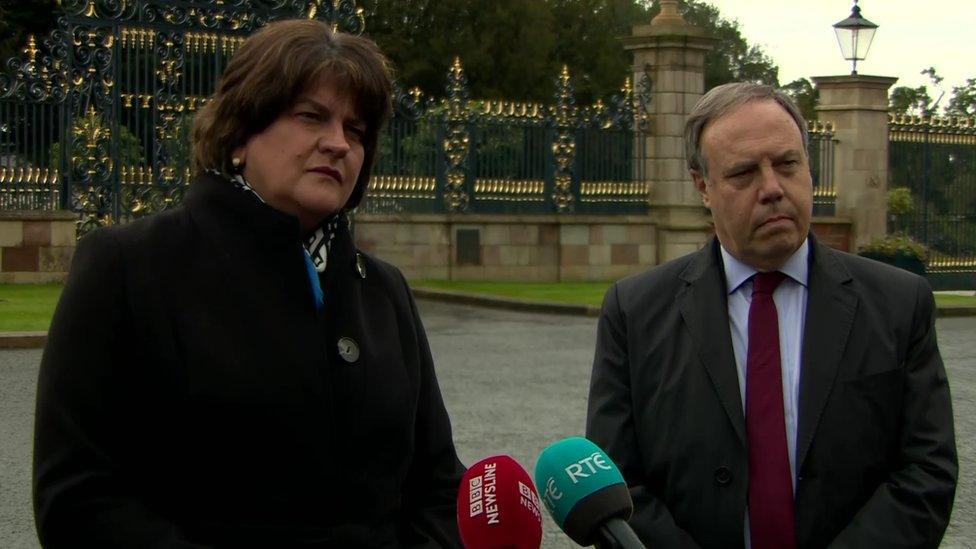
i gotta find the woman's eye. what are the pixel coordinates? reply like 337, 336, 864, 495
297, 111, 320, 121
348, 126, 367, 140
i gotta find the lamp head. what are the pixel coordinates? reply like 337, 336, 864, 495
832, 0, 878, 75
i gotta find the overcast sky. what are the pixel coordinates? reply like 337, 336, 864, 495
702, 0, 973, 96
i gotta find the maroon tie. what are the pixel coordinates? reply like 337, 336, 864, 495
746, 271, 797, 549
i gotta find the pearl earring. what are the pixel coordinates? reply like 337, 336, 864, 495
232, 157, 243, 169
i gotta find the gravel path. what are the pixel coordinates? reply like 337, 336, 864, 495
1, 301, 972, 548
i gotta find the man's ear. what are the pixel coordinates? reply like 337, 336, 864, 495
690, 169, 710, 208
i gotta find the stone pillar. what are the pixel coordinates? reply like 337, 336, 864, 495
622, 0, 718, 263
812, 75, 898, 250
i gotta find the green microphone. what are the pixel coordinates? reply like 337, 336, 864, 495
534, 437, 645, 548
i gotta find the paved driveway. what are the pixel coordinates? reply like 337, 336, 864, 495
2, 301, 973, 548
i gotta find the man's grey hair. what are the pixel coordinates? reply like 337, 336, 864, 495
684, 82, 809, 178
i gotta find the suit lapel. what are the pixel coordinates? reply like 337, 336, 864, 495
677, 239, 746, 445
795, 238, 858, 472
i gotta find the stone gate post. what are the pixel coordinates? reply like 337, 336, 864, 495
812, 75, 898, 250
623, 0, 718, 263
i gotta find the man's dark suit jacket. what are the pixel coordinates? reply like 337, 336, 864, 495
586, 235, 957, 548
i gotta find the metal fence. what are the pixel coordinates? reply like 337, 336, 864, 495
0, 0, 654, 234
888, 114, 976, 281
0, 0, 365, 235
360, 61, 650, 216
808, 121, 836, 215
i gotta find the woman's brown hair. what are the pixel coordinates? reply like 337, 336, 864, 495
192, 19, 393, 210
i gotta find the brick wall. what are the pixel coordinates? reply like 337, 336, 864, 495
0, 211, 77, 283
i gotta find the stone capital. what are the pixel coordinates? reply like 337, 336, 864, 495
813, 74, 898, 112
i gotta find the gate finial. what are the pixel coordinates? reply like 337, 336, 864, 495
652, 0, 688, 27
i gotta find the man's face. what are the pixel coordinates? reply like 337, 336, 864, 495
691, 99, 813, 271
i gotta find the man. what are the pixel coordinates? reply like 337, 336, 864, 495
586, 83, 956, 548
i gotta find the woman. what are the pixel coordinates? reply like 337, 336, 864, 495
33, 20, 464, 548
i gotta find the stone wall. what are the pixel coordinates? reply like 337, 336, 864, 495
0, 212, 852, 284
354, 214, 852, 281
0, 211, 77, 283
354, 214, 657, 282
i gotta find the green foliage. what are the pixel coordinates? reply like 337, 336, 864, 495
887, 187, 915, 216
2, 0, 782, 106
0, 0, 59, 65
361, 0, 780, 103
375, 116, 439, 176
160, 112, 195, 173
860, 187, 927, 263
361, 0, 560, 102
889, 68, 940, 116
781, 78, 819, 122
887, 67, 976, 117
890, 85, 934, 116
858, 233, 928, 261
548, 0, 639, 103
669, 0, 779, 89
945, 78, 976, 118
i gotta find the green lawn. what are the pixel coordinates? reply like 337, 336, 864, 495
0, 282, 974, 333
0, 284, 63, 332
412, 280, 612, 306
412, 280, 976, 310
935, 294, 976, 306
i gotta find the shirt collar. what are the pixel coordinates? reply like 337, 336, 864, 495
720, 236, 810, 295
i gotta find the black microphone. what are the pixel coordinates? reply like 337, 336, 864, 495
534, 436, 646, 548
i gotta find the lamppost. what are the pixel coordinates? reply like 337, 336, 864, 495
832, 0, 878, 75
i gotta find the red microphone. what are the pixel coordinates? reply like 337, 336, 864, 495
457, 455, 543, 549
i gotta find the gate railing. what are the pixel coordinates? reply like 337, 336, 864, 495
1, 1, 654, 231
808, 120, 836, 215
888, 114, 976, 276
0, 0, 365, 235
360, 60, 651, 216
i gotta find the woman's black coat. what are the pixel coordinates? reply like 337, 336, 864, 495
33, 173, 465, 548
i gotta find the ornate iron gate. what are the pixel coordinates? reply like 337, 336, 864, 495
362, 60, 651, 216
889, 114, 976, 286
0, 0, 363, 235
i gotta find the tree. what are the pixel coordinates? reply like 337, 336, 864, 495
362, 0, 780, 102
667, 0, 780, 89
362, 0, 559, 102
4, 0, 782, 105
889, 67, 943, 116
548, 0, 639, 103
781, 78, 818, 122
945, 78, 976, 118
0, 0, 59, 67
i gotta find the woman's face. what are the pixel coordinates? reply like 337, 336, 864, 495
233, 77, 366, 230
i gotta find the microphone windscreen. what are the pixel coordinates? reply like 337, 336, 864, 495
534, 437, 633, 546
457, 455, 543, 549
